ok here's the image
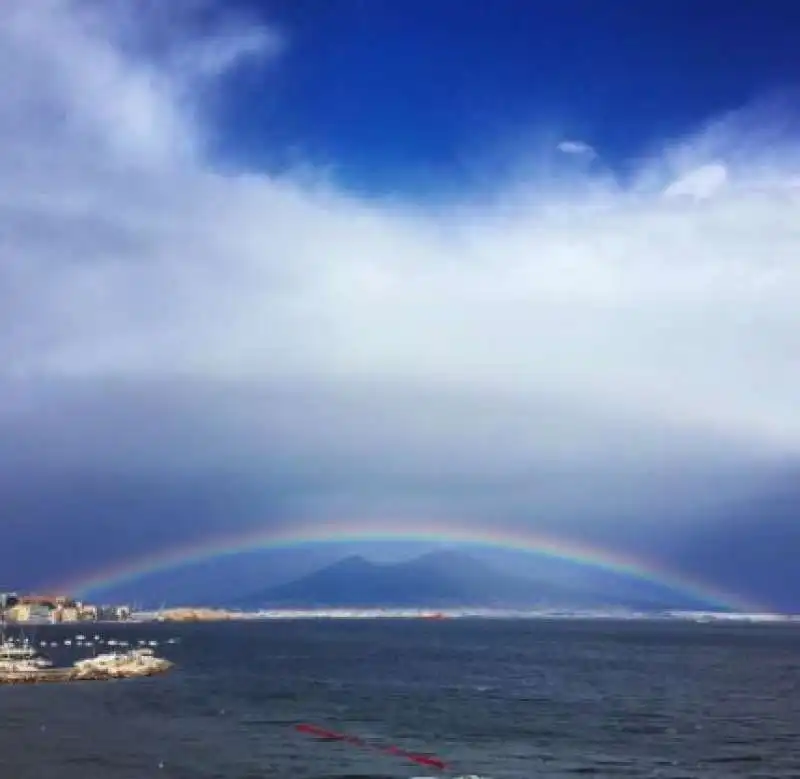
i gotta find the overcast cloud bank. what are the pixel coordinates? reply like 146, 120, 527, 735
1, 1, 799, 597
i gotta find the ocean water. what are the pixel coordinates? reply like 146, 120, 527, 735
1, 618, 799, 778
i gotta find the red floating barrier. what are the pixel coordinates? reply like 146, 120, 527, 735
295, 723, 341, 740
294, 723, 448, 771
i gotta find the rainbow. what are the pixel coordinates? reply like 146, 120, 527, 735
54, 519, 762, 612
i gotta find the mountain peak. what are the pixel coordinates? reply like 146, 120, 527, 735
232, 547, 697, 611
236, 549, 543, 609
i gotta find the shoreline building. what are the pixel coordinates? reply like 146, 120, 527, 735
1, 593, 131, 624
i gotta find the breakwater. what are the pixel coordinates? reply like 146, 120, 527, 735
0, 650, 173, 685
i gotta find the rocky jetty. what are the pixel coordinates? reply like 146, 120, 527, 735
0, 648, 174, 685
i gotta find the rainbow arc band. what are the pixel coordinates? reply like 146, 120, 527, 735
54, 521, 763, 613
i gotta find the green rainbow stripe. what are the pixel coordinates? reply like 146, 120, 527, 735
54, 519, 762, 612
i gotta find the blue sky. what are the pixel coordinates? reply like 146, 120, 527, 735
1, 0, 800, 610
210, 1, 800, 193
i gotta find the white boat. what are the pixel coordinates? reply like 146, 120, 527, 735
0, 639, 53, 671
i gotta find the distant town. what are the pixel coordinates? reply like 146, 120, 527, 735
0, 592, 131, 624
0, 592, 245, 623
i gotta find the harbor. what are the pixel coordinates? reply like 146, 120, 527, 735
0, 650, 174, 684
0, 627, 176, 685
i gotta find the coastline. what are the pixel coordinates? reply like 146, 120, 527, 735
128, 607, 800, 623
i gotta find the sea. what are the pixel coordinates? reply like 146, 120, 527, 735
1, 617, 799, 779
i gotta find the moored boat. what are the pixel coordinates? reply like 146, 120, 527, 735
0, 635, 54, 672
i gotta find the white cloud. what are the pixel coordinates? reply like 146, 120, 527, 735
556, 139, 597, 158
1, 0, 799, 536
663, 162, 728, 200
